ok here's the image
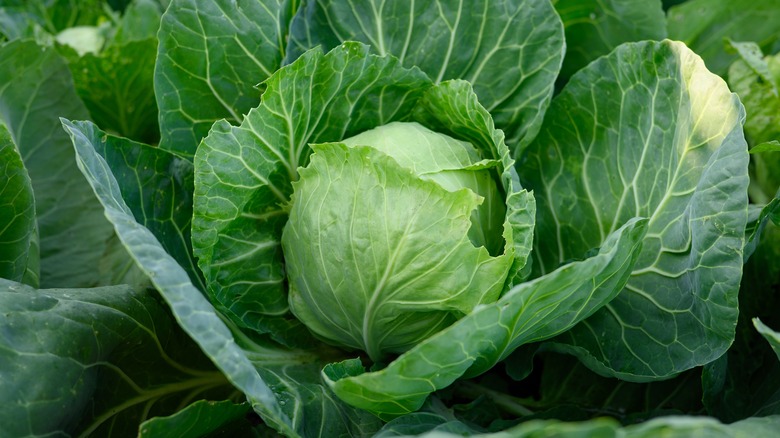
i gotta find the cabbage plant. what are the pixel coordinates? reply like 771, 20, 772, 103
3, 0, 780, 437
283, 122, 517, 361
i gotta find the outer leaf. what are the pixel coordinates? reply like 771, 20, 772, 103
256, 363, 384, 437
727, 50, 780, 204
755, 319, 780, 367
727, 40, 778, 96
520, 40, 749, 380
415, 418, 622, 437
285, 0, 565, 152
552, 0, 667, 82
154, 0, 298, 157
324, 218, 647, 418
750, 141, 780, 153
63, 120, 204, 291
745, 195, 780, 260
112, 0, 164, 45
138, 400, 253, 438
376, 415, 480, 437
193, 43, 431, 331
528, 352, 703, 421
622, 415, 780, 438
0, 121, 38, 286
0, 40, 127, 288
0, 278, 230, 438
374, 413, 475, 437
66, 116, 295, 436
667, 0, 780, 75
0, 0, 108, 40
702, 222, 780, 422
64, 39, 160, 144
383, 416, 780, 438
66, 115, 380, 437
56, 0, 162, 145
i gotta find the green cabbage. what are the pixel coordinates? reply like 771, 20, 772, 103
282, 122, 512, 361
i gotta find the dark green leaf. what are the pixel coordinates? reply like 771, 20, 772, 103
727, 50, 780, 204
552, 0, 666, 82
0, 39, 133, 288
66, 113, 379, 437
0, 0, 109, 39
285, 0, 565, 153
66, 113, 297, 436
667, 0, 780, 75
138, 400, 253, 438
755, 318, 780, 369
0, 278, 230, 437
62, 120, 203, 291
57, 0, 163, 144
745, 195, 780, 259
531, 353, 703, 420
112, 0, 163, 45
521, 40, 749, 380
154, 0, 299, 157
0, 121, 38, 286
702, 222, 780, 422
64, 38, 160, 144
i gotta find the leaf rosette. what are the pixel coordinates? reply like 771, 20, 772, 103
191, 42, 647, 419
193, 42, 535, 350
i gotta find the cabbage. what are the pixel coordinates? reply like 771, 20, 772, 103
282, 122, 511, 360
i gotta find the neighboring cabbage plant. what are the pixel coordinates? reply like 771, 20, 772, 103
282, 122, 514, 361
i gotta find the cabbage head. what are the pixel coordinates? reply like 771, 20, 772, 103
281, 121, 518, 361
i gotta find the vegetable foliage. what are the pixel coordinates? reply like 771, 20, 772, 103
1, 0, 780, 436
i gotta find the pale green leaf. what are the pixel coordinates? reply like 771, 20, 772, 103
623, 415, 780, 437
413, 80, 535, 283
324, 218, 646, 419
755, 318, 780, 364
387, 416, 780, 437
283, 142, 512, 360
